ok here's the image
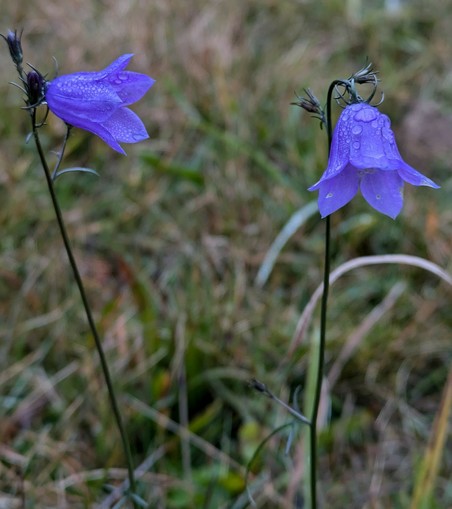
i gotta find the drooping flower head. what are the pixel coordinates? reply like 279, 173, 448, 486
45, 54, 155, 155
308, 102, 439, 219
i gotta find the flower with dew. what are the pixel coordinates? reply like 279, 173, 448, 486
308, 102, 440, 219
45, 54, 154, 155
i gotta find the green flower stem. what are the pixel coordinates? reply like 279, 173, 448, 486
30, 111, 138, 505
308, 80, 340, 509
51, 125, 72, 180
308, 215, 330, 509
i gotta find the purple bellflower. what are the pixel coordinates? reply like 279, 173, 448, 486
45, 54, 154, 155
309, 102, 440, 219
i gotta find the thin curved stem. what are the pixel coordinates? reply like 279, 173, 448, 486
52, 124, 72, 180
308, 80, 339, 509
30, 110, 138, 505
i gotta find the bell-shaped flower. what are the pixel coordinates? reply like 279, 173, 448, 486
45, 54, 155, 155
308, 102, 439, 219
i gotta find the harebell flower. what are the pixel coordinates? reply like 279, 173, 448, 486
2, 29, 155, 507
308, 102, 439, 219
46, 54, 155, 154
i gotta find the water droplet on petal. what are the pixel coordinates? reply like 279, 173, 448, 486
375, 194, 381, 200
352, 125, 362, 135
371, 120, 378, 128
326, 193, 333, 198
382, 127, 393, 141
354, 106, 378, 123
353, 142, 360, 149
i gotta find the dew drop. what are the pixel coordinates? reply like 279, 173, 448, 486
352, 125, 362, 135
353, 141, 360, 150
375, 194, 381, 200
354, 106, 377, 123
371, 120, 378, 128
326, 192, 333, 199
382, 127, 393, 141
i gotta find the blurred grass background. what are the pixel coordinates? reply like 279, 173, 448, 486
0, 0, 451, 507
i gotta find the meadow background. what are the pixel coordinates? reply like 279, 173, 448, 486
0, 0, 451, 507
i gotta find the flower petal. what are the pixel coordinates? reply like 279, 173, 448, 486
98, 54, 134, 78
360, 170, 403, 219
348, 104, 400, 170
108, 72, 155, 105
46, 78, 121, 122
309, 107, 353, 187
101, 107, 149, 143
53, 114, 125, 154
313, 164, 359, 217
397, 163, 440, 188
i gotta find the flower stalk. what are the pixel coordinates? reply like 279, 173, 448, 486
306, 78, 338, 509
29, 108, 139, 505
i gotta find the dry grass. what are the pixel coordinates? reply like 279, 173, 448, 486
1, 0, 451, 507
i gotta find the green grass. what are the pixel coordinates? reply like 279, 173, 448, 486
1, 0, 451, 507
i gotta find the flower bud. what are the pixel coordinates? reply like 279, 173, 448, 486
26, 70, 46, 106
1, 29, 23, 67
293, 88, 326, 125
